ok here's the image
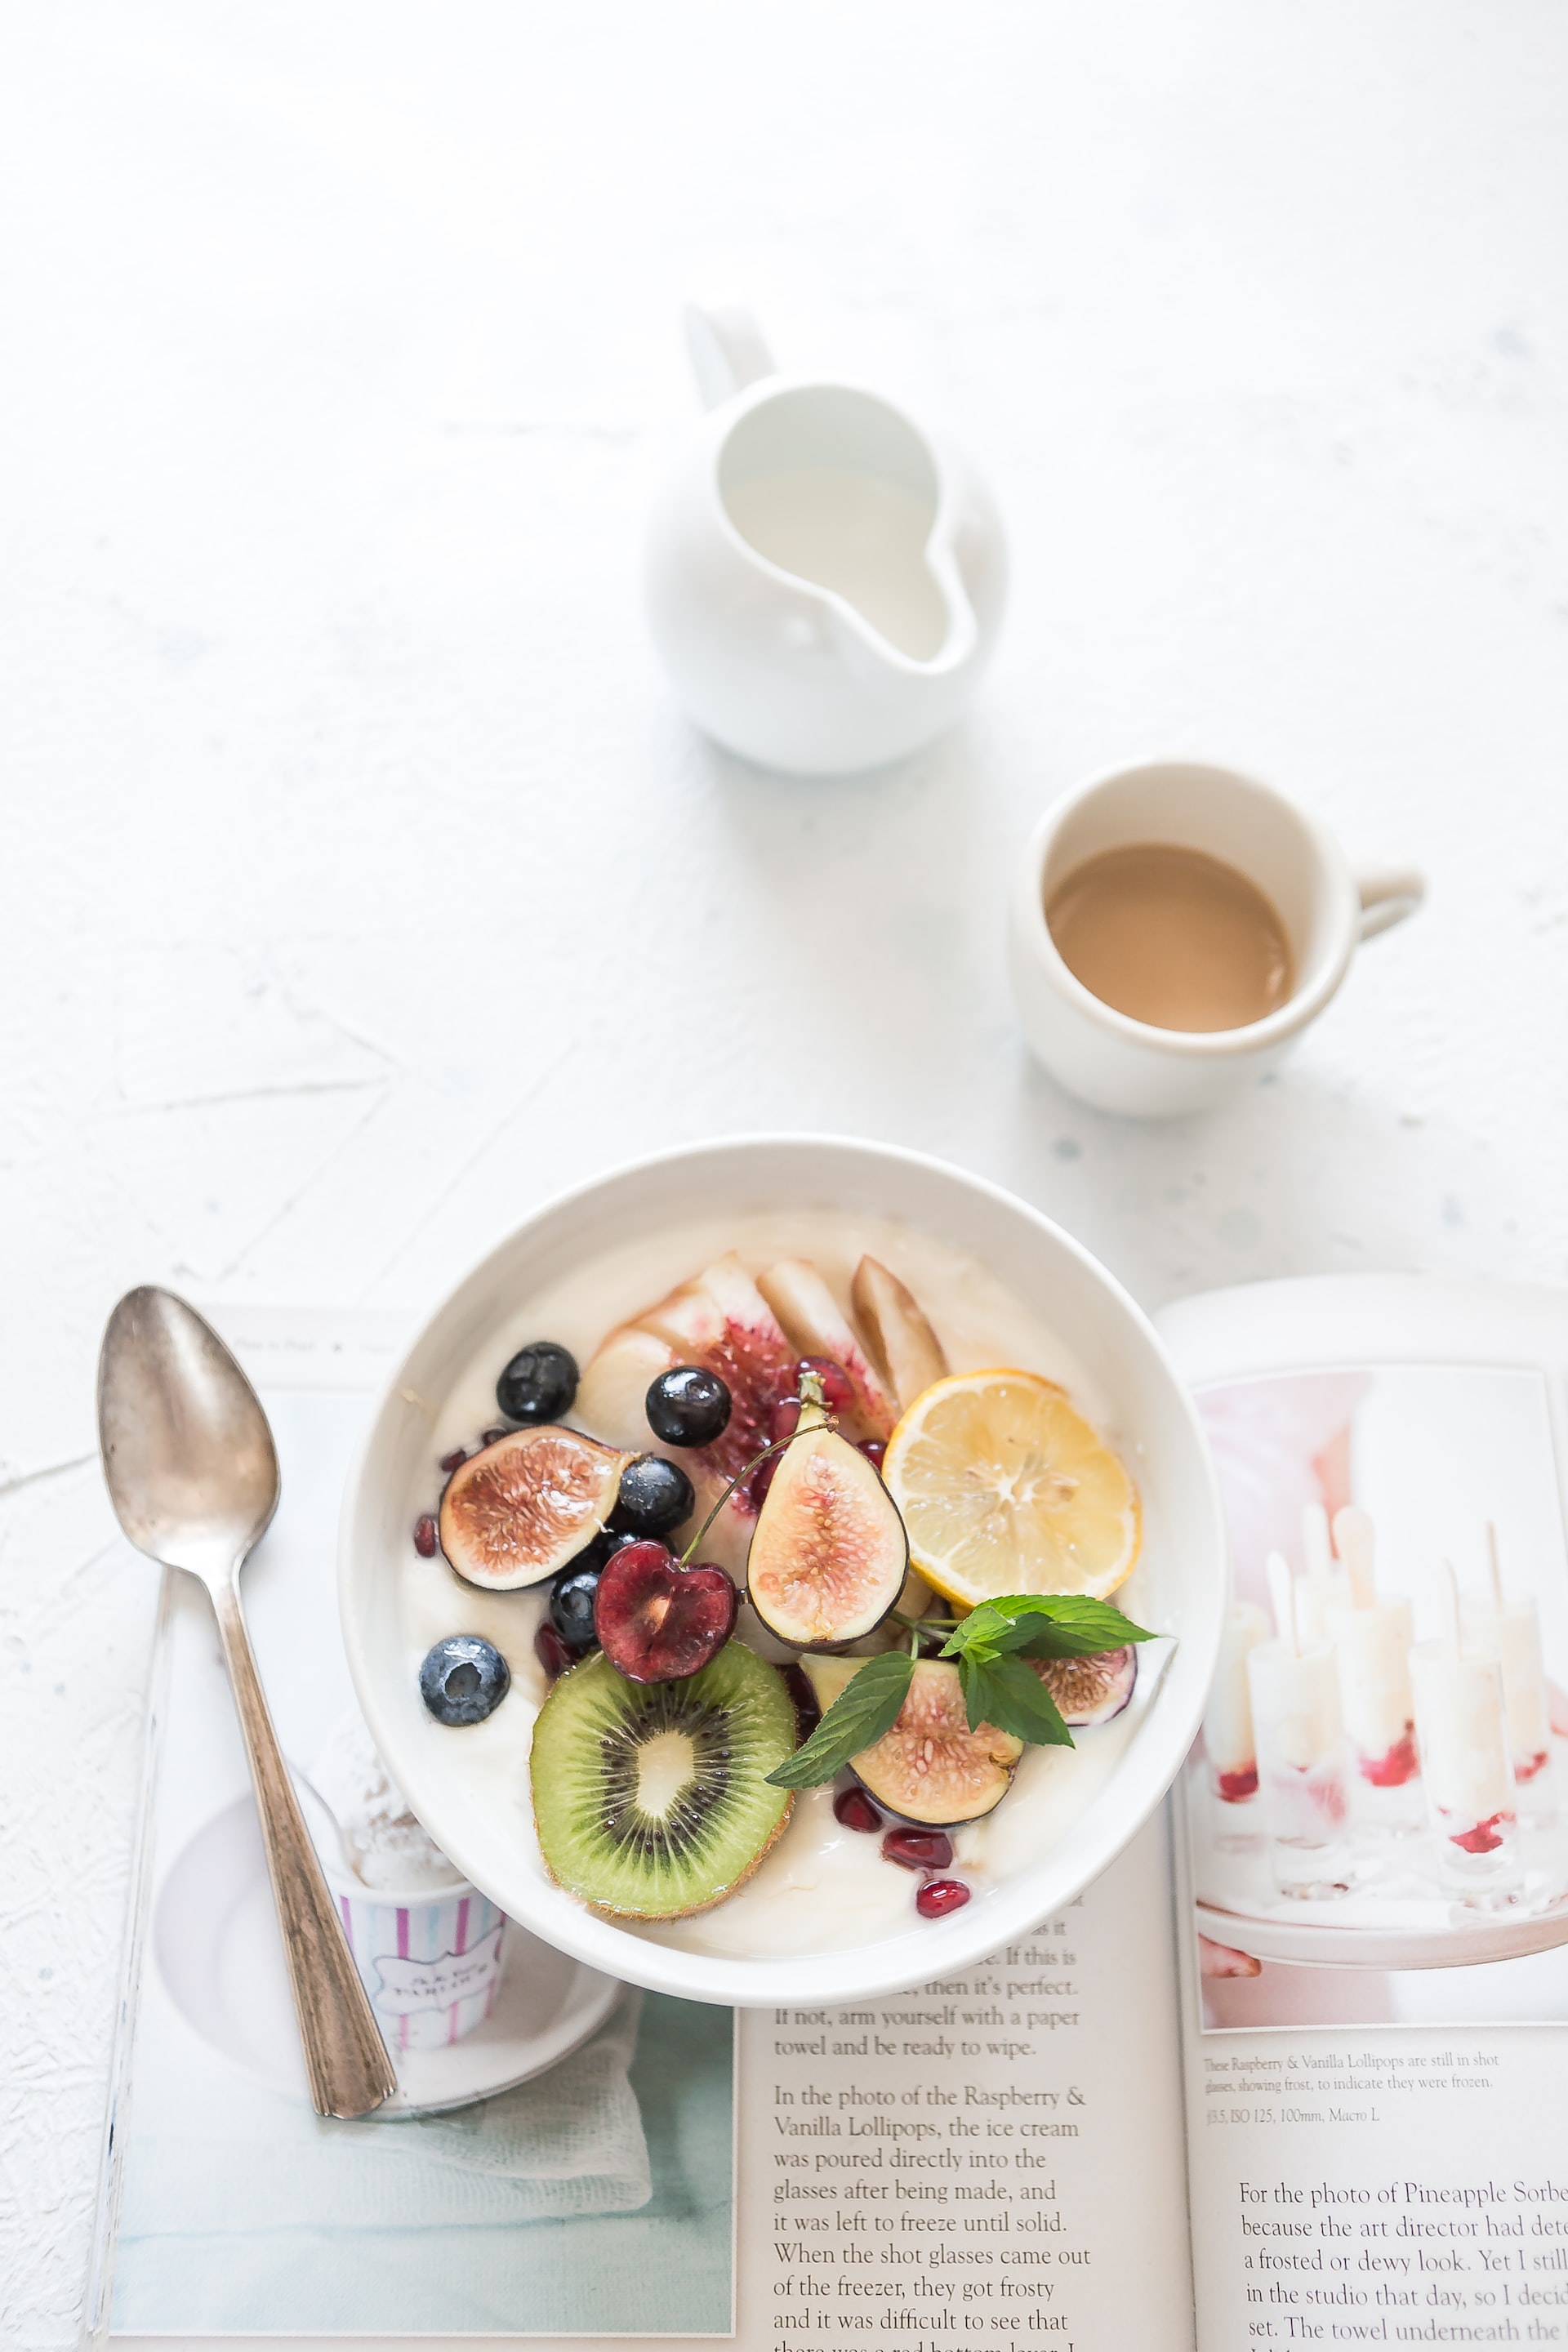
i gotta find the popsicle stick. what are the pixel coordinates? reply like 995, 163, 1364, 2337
1334, 1506, 1376, 1610
1486, 1521, 1504, 1612
1444, 1560, 1463, 1657
1303, 1503, 1333, 1582
1267, 1552, 1296, 1654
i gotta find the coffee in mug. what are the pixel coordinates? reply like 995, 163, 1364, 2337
1044, 844, 1294, 1033
1006, 760, 1424, 1117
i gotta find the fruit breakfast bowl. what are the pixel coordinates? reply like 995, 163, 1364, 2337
339, 1136, 1225, 2010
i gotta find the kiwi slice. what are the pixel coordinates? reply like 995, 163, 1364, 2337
531, 1642, 795, 1918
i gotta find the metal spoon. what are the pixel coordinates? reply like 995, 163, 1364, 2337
98, 1286, 396, 2119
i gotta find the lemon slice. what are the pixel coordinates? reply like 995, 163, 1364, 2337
882, 1369, 1140, 1607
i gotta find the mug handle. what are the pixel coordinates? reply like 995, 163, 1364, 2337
683, 301, 777, 410
1355, 866, 1425, 940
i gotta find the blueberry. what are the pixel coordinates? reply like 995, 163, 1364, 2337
612, 1453, 696, 1538
496, 1340, 578, 1426
550, 1561, 604, 1653
419, 1636, 510, 1726
645, 1365, 732, 1448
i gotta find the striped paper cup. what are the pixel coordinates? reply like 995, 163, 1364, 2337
335, 1878, 507, 2053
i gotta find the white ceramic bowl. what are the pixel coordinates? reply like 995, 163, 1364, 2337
339, 1136, 1225, 2010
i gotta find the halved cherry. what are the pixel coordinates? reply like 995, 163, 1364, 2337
593, 1539, 739, 1684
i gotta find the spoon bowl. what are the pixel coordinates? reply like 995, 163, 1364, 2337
99, 1287, 279, 1582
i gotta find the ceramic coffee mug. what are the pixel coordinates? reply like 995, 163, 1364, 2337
1006, 760, 1423, 1118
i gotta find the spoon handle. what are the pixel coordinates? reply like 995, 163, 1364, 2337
210, 1579, 398, 2118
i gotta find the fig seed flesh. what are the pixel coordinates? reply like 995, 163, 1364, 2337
1031, 1644, 1137, 1727
853, 1659, 1022, 1826
439, 1425, 630, 1592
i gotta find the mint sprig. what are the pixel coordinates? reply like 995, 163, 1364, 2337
765, 1649, 915, 1788
955, 1654, 1074, 1746
940, 1592, 1155, 1665
764, 1593, 1159, 1791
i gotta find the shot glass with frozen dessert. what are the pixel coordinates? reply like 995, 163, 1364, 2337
1203, 1599, 1271, 1834
1459, 1526, 1555, 1828
306, 1711, 509, 2053
1326, 1506, 1421, 1833
1410, 1566, 1521, 1904
1247, 1555, 1351, 1898
1295, 1504, 1353, 1647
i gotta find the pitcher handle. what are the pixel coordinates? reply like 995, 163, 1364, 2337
1355, 866, 1426, 942
684, 301, 777, 410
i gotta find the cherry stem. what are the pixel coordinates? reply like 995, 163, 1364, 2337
678, 1368, 835, 1569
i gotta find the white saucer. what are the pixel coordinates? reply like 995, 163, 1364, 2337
154, 1795, 622, 2115
1194, 1895, 1568, 1972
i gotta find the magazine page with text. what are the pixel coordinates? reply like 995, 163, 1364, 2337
1160, 1277, 1568, 2352
734, 1819, 1195, 2352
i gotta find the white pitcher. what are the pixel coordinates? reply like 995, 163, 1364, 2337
644, 304, 1008, 776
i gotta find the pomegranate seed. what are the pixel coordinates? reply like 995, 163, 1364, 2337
534, 1621, 575, 1682
750, 1454, 781, 1508
412, 1514, 438, 1558
834, 1787, 883, 1834
439, 1447, 468, 1474
796, 1356, 854, 1414
769, 1396, 802, 1444
858, 1439, 887, 1473
883, 1828, 953, 1871
481, 1427, 508, 1446
916, 1878, 970, 1921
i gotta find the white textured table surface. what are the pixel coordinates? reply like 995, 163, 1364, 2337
3, 5, 1566, 2340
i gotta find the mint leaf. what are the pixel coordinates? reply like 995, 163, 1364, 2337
1012, 1597, 1155, 1659
765, 1650, 916, 1789
942, 1593, 1155, 1665
958, 1655, 1074, 1748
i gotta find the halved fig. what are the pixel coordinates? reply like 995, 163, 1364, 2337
851, 1257, 948, 1412
756, 1260, 896, 1441
576, 1254, 796, 1573
747, 1403, 908, 1648
1032, 1645, 1137, 1727
853, 1659, 1023, 1825
439, 1427, 630, 1592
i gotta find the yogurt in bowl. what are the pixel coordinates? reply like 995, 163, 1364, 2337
339, 1136, 1225, 2010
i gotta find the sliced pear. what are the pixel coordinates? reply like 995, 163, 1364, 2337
800, 1655, 862, 1714
850, 1257, 948, 1413
756, 1258, 895, 1438
747, 1402, 908, 1648
853, 1659, 1022, 1825
574, 1323, 679, 1451
641, 1250, 793, 1366
577, 1254, 797, 1575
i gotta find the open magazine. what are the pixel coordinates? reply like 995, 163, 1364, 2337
91, 1279, 1568, 2350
